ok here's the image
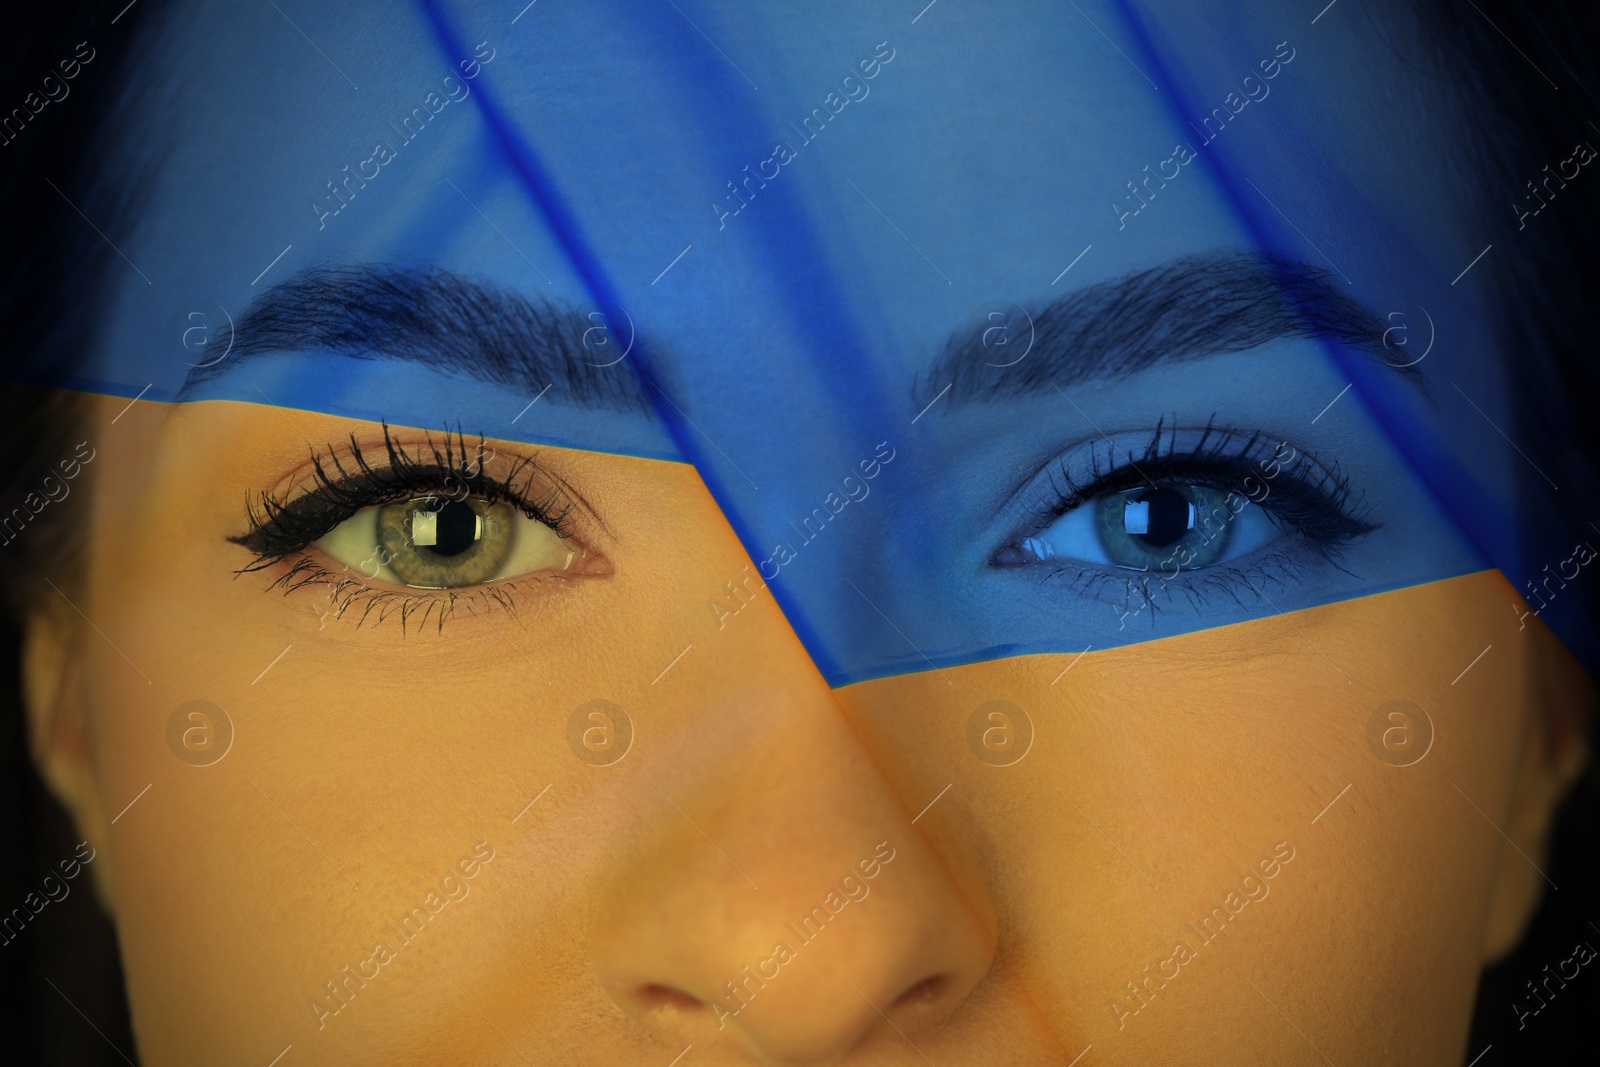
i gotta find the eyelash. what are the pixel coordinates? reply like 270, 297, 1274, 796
1005, 417, 1377, 616
229, 424, 576, 631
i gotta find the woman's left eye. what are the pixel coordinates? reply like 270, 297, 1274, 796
998, 483, 1280, 571
315, 494, 577, 588
989, 423, 1377, 584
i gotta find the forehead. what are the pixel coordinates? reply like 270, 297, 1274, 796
104, 0, 1478, 386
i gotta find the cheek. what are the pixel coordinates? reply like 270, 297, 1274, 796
839, 567, 1530, 1061
74, 394, 1552, 1063
86, 402, 783, 1059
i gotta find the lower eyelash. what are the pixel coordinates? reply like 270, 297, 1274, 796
266, 552, 574, 633
1046, 550, 1321, 625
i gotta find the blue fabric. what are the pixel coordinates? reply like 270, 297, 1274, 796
28, 0, 1590, 681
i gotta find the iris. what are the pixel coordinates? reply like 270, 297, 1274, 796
374, 497, 511, 587
1094, 484, 1237, 570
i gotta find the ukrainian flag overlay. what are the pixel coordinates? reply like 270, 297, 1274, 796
1, 0, 1586, 686
4, 2, 1595, 1064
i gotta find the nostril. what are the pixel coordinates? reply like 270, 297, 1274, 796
892, 974, 947, 1010
637, 984, 705, 1014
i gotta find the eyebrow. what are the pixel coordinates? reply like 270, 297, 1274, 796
923, 251, 1423, 404
179, 264, 653, 412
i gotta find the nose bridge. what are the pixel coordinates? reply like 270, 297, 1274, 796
588, 592, 996, 1063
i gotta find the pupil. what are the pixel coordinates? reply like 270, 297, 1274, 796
420, 500, 479, 557
1130, 487, 1192, 548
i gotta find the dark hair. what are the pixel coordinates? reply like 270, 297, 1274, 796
0, 4, 161, 1059
1408, 2, 1600, 1060
1, 2, 1595, 1063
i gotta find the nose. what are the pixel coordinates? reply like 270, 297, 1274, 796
590, 618, 995, 1064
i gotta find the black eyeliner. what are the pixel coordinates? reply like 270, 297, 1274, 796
229, 423, 571, 572
1006, 416, 1376, 561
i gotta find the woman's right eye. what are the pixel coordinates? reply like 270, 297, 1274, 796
315, 494, 579, 589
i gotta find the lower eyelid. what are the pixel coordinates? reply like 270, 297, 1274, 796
1053, 550, 1322, 626
262, 550, 597, 633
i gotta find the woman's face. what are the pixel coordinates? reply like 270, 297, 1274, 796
28, 1, 1590, 1064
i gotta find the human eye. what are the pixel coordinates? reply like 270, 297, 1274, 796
228, 425, 607, 629
317, 493, 572, 587
990, 419, 1376, 604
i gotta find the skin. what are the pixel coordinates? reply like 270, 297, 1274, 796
15, 1, 1594, 1064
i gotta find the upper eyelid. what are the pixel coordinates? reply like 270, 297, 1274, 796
255, 429, 500, 501
1044, 447, 1316, 521
230, 434, 600, 562
245, 459, 561, 537
1004, 427, 1287, 517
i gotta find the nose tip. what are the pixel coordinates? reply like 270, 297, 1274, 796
587, 635, 997, 1062
618, 969, 959, 1018
599, 891, 994, 1065
609, 969, 982, 1066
